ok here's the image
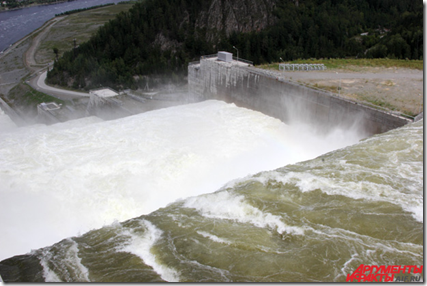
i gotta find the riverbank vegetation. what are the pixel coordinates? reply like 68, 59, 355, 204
54, 3, 114, 16
9, 83, 64, 106
4, 83, 64, 118
47, 0, 423, 90
1, 0, 71, 10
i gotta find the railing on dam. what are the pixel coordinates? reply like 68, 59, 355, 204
233, 57, 253, 65
188, 60, 200, 66
201, 54, 219, 60
279, 63, 326, 71
188, 53, 253, 66
188, 54, 217, 66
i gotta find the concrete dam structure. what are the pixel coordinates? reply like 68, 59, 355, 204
188, 54, 412, 136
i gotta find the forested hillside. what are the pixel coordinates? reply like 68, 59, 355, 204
47, 0, 423, 90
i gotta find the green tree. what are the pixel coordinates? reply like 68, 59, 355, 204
52, 47, 59, 61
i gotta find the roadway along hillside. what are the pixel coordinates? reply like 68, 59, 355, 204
29, 71, 90, 100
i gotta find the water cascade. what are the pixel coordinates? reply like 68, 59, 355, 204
0, 100, 422, 282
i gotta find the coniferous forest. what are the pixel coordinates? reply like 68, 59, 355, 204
46, 0, 423, 90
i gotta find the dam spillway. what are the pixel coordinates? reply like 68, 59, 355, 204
0, 109, 422, 282
188, 56, 412, 136
0, 56, 422, 282
0, 100, 366, 262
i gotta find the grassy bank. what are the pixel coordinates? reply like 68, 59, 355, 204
35, 3, 134, 64
3, 82, 65, 120
8, 83, 65, 106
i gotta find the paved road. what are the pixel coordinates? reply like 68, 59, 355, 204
30, 70, 90, 100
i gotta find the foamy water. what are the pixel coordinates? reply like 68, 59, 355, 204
0, 100, 365, 260
0, 109, 16, 132
0, 104, 422, 282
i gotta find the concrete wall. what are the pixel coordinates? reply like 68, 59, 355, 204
188, 58, 412, 136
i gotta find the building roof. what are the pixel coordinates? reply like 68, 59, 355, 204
89, 88, 118, 98
38, 102, 61, 111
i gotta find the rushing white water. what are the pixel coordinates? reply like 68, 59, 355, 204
0, 100, 365, 260
117, 219, 180, 282
0, 109, 16, 132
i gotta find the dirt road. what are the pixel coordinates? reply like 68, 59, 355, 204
24, 16, 65, 72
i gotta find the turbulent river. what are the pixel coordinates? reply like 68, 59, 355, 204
0, 100, 423, 282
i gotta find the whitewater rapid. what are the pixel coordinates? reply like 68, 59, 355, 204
0, 100, 365, 260
0, 109, 16, 132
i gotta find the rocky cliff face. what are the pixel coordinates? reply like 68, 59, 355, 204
196, 0, 277, 41
152, 0, 278, 52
